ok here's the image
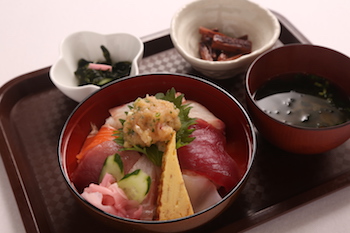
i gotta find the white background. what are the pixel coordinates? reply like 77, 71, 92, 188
1, 0, 350, 232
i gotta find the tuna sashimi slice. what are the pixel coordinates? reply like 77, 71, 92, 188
178, 119, 240, 193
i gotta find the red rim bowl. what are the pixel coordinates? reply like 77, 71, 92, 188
246, 44, 350, 154
58, 73, 257, 232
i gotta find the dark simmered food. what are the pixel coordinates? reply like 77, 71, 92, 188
198, 26, 252, 61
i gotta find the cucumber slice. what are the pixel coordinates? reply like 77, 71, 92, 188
99, 153, 124, 183
118, 169, 151, 203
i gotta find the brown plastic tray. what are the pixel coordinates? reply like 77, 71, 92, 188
1, 12, 350, 233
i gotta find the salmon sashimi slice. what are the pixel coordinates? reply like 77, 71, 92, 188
76, 123, 118, 162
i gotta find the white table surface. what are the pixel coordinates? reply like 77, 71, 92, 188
1, 0, 350, 232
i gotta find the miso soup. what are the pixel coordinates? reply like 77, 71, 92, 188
254, 72, 350, 128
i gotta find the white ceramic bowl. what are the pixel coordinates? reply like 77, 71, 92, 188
50, 31, 144, 102
170, 0, 281, 79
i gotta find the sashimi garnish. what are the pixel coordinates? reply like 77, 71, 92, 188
115, 88, 197, 167
81, 173, 143, 219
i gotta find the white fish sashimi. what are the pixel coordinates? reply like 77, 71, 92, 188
185, 100, 225, 132
182, 170, 223, 213
109, 99, 225, 132
108, 102, 133, 129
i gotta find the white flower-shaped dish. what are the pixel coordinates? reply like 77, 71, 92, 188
170, 0, 280, 79
50, 31, 144, 102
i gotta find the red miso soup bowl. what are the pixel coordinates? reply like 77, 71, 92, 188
246, 44, 350, 154
59, 73, 256, 232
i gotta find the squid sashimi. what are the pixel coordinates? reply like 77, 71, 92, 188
178, 119, 240, 193
81, 173, 142, 219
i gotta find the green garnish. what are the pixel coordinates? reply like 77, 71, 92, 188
114, 88, 197, 166
100, 45, 112, 65
155, 88, 197, 149
74, 45, 132, 87
121, 169, 141, 180
121, 169, 152, 195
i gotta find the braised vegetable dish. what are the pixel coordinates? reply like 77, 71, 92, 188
198, 26, 252, 61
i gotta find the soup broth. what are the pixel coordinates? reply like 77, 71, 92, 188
254, 72, 350, 128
